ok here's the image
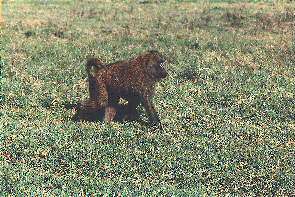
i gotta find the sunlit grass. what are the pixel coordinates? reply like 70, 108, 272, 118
0, 0, 294, 195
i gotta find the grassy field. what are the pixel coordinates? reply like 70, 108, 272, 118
0, 0, 294, 195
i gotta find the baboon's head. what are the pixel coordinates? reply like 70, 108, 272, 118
145, 50, 168, 80
86, 57, 104, 76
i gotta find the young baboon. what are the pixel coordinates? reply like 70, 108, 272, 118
73, 57, 133, 122
87, 50, 167, 126
72, 99, 130, 122
72, 100, 104, 122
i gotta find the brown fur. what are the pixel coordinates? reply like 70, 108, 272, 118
87, 50, 167, 126
86, 57, 105, 101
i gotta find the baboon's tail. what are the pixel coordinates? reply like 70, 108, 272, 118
86, 57, 104, 77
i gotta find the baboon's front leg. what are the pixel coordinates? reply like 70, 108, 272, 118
142, 96, 161, 126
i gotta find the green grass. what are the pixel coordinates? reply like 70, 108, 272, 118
1, 0, 294, 195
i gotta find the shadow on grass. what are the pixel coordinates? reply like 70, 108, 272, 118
62, 101, 150, 127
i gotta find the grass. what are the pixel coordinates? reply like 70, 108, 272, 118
0, 0, 294, 195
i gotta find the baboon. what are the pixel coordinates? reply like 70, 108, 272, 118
73, 57, 131, 122
87, 50, 167, 126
